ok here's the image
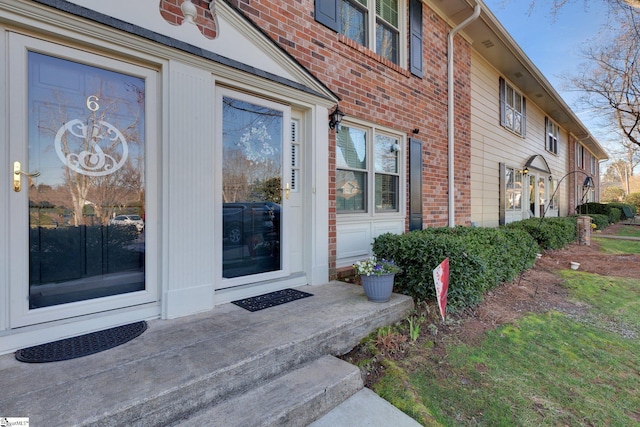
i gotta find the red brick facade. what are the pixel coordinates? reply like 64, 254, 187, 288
158, 0, 473, 278
568, 135, 600, 214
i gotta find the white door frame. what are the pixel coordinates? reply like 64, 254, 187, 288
214, 87, 292, 290
7, 33, 160, 327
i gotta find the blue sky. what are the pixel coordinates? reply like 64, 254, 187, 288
482, 0, 611, 142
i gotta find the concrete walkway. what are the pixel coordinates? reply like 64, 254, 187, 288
595, 233, 640, 241
311, 388, 422, 427
1, 281, 416, 426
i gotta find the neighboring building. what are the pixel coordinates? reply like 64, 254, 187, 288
0, 0, 606, 354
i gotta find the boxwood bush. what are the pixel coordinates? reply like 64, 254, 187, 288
608, 202, 637, 220
372, 226, 536, 311
504, 217, 577, 250
586, 214, 609, 230
577, 202, 622, 223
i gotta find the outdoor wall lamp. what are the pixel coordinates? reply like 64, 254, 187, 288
328, 105, 345, 131
583, 176, 595, 188
520, 167, 529, 175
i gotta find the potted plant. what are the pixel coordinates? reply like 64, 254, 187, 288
353, 256, 401, 303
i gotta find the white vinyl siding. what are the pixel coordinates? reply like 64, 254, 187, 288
471, 52, 569, 226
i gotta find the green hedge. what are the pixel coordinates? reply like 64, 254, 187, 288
577, 202, 625, 223
586, 214, 609, 230
504, 217, 577, 250
608, 202, 637, 220
372, 226, 536, 311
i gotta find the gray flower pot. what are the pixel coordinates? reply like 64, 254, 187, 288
360, 273, 394, 303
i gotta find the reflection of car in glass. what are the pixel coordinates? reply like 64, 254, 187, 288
223, 202, 280, 245
109, 214, 144, 232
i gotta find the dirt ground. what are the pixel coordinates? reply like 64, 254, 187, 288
342, 222, 640, 387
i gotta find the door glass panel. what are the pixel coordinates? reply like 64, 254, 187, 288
529, 175, 536, 217
538, 176, 546, 216
28, 52, 146, 308
222, 97, 282, 278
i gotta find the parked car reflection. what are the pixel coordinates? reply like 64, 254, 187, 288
109, 214, 144, 233
223, 202, 280, 246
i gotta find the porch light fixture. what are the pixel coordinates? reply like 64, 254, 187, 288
328, 105, 345, 130
520, 167, 529, 175
583, 176, 595, 188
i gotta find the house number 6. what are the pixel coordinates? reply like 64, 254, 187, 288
86, 95, 100, 112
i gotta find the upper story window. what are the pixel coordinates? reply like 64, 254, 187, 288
341, 0, 400, 63
499, 77, 526, 136
545, 117, 558, 155
336, 123, 402, 214
315, 0, 418, 72
576, 142, 585, 169
590, 156, 597, 175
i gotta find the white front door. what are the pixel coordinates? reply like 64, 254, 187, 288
8, 34, 159, 327
217, 89, 292, 288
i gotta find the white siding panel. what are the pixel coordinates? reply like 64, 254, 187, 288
336, 223, 371, 261
471, 51, 571, 227
336, 219, 403, 268
166, 62, 215, 302
373, 221, 404, 238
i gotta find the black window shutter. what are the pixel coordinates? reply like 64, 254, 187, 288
409, 0, 423, 78
499, 162, 506, 225
409, 138, 423, 231
499, 77, 506, 127
315, 0, 340, 32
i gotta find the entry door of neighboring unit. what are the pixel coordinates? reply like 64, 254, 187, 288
219, 89, 292, 286
8, 34, 158, 327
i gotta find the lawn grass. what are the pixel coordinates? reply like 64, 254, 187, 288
613, 224, 640, 238
593, 237, 640, 254
371, 243, 640, 426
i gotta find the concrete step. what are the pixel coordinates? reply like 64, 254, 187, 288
1, 282, 414, 426
174, 355, 363, 427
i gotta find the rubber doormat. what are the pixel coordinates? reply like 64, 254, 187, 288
232, 288, 313, 312
15, 321, 147, 363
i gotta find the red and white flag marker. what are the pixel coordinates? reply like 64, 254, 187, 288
432, 258, 450, 321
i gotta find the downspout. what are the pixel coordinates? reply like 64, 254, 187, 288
447, 3, 481, 227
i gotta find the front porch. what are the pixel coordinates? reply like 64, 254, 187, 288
1, 281, 414, 426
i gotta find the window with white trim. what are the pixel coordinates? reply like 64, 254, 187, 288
505, 166, 523, 212
336, 124, 402, 213
545, 117, 558, 155
499, 77, 526, 136
576, 142, 585, 169
341, 0, 400, 64
590, 156, 597, 175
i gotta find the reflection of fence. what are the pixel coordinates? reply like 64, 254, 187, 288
29, 225, 143, 286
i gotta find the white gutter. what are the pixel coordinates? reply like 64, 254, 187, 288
447, 3, 481, 227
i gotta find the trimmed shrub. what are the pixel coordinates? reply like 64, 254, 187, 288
587, 214, 609, 230
608, 202, 636, 220
577, 202, 622, 223
371, 226, 536, 311
505, 217, 577, 250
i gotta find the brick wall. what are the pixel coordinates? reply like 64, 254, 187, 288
159, 0, 473, 278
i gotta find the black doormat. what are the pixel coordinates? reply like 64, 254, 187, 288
232, 288, 313, 312
15, 321, 147, 363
